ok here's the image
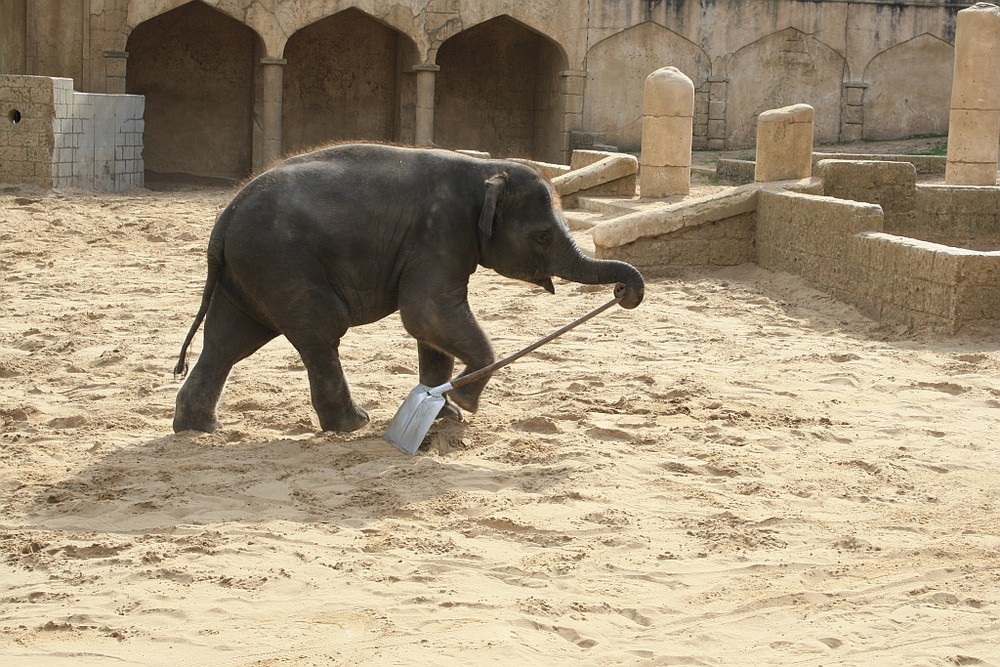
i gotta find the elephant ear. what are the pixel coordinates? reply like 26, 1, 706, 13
479, 173, 507, 238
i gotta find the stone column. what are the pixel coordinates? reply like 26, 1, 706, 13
259, 56, 286, 169
754, 103, 814, 182
946, 2, 1000, 185
414, 64, 439, 146
103, 51, 128, 94
640, 66, 694, 198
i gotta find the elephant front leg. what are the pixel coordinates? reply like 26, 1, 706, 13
401, 295, 495, 415
417, 341, 462, 421
296, 343, 370, 433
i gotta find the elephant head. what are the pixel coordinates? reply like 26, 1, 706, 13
477, 163, 645, 309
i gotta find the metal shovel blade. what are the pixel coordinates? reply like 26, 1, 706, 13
384, 383, 451, 455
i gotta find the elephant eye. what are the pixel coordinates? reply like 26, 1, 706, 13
534, 230, 552, 245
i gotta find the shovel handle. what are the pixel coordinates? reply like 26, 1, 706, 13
449, 283, 626, 391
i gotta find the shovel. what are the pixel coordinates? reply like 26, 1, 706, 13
385, 284, 627, 455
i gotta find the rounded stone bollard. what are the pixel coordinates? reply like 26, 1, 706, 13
946, 2, 1000, 185
754, 103, 815, 182
639, 66, 694, 198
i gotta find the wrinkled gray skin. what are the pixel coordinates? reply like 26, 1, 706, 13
173, 143, 644, 434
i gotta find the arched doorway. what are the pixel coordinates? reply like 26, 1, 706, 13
126, 1, 260, 181
282, 9, 419, 155
435, 16, 568, 162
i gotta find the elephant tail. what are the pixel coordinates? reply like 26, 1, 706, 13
173, 216, 227, 378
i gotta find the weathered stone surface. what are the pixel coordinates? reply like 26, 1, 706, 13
754, 103, 814, 182
593, 183, 759, 249
947, 3, 1000, 185
817, 159, 917, 215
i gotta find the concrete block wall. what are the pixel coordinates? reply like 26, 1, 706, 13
1, 75, 143, 191
954, 251, 1000, 325
816, 160, 917, 219
592, 163, 1000, 331
602, 213, 756, 272
811, 158, 1000, 250
851, 233, 1000, 331
852, 232, 963, 328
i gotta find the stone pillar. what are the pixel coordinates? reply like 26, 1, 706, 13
414, 64, 439, 147
259, 56, 286, 169
946, 2, 1000, 185
640, 66, 694, 198
103, 51, 128, 94
754, 103, 814, 182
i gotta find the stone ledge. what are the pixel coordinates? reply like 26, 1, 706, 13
592, 183, 760, 249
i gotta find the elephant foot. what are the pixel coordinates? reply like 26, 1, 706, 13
318, 404, 370, 433
448, 386, 481, 414
173, 413, 222, 434
436, 399, 463, 422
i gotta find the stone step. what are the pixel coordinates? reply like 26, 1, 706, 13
563, 209, 607, 231
574, 195, 643, 216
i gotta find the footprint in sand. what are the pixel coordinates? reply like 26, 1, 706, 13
586, 425, 635, 442
513, 416, 561, 434
912, 381, 968, 396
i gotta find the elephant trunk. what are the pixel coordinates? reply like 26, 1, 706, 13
553, 243, 645, 309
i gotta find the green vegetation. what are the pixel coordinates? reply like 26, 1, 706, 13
909, 141, 948, 156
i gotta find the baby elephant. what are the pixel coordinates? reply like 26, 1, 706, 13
172, 143, 644, 434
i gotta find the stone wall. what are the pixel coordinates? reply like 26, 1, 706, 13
908, 186, 1000, 250
756, 190, 885, 305
815, 159, 1000, 250
0, 1, 965, 177
0, 75, 143, 190
0, 74, 53, 187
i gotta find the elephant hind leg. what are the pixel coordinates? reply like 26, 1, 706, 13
293, 342, 370, 433
265, 293, 365, 433
173, 291, 277, 433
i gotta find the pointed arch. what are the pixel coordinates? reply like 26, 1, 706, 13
584, 21, 710, 152
725, 27, 847, 147
435, 15, 569, 161
126, 1, 262, 180
282, 8, 421, 153
862, 33, 953, 140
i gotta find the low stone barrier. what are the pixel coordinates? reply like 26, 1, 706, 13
553, 152, 638, 207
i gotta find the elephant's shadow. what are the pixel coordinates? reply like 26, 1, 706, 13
23, 419, 515, 535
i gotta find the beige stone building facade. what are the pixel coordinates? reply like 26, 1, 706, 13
0, 0, 967, 180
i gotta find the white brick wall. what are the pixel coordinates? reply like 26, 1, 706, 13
50, 80, 145, 191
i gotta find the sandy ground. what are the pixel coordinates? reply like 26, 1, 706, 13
2, 145, 999, 665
